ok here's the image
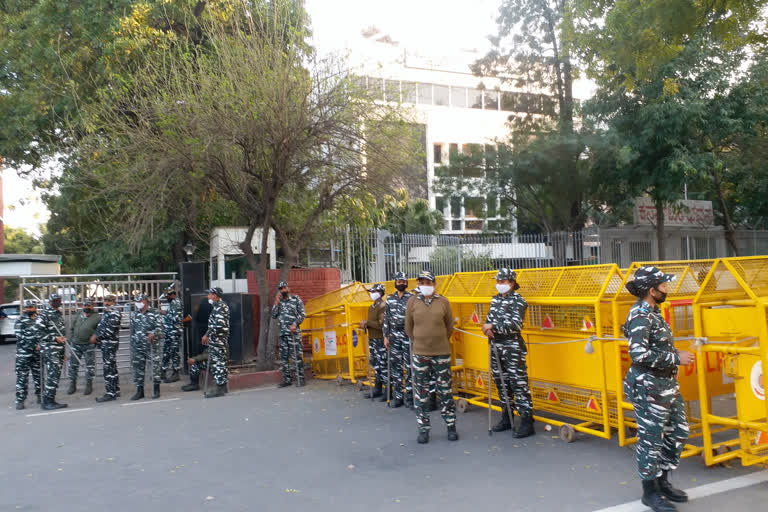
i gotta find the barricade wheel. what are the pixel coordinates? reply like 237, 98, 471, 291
336, 375, 343, 386
456, 398, 469, 413
355, 380, 364, 391
559, 424, 576, 443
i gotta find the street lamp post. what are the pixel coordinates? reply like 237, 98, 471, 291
183, 241, 196, 262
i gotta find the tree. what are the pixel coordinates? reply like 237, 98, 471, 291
380, 189, 444, 237
77, 1, 419, 369
3, 227, 45, 300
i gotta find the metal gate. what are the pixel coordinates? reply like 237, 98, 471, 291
19, 273, 178, 386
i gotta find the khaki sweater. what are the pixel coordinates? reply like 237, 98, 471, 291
405, 294, 454, 356
366, 300, 385, 339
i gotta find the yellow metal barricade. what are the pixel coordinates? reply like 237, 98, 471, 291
610, 260, 717, 457
693, 256, 768, 467
446, 265, 625, 442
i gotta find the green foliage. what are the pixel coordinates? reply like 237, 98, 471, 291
3, 226, 44, 300
429, 246, 494, 275
380, 190, 444, 237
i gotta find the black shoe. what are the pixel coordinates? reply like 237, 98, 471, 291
512, 413, 535, 438
205, 383, 227, 398
364, 380, 383, 399
42, 397, 68, 410
152, 383, 160, 399
168, 370, 180, 383
658, 471, 688, 503
160, 370, 168, 383
277, 380, 292, 388
390, 398, 404, 408
404, 392, 413, 409
492, 408, 513, 432
83, 381, 93, 396
15, 401, 25, 410
428, 392, 438, 411
66, 381, 76, 395
447, 425, 459, 441
642, 480, 677, 512
182, 375, 200, 391
95, 394, 116, 403
417, 431, 430, 444
130, 386, 144, 401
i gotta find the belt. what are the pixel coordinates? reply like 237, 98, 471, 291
631, 363, 676, 378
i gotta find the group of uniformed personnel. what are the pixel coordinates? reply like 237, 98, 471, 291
13, 285, 233, 410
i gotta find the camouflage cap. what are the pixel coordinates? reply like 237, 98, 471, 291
23, 300, 37, 308
104, 294, 117, 302
277, 281, 289, 289
82, 297, 95, 306
494, 268, 520, 290
135, 293, 149, 302
417, 270, 436, 283
368, 283, 386, 295
165, 286, 177, 295
48, 293, 62, 302
205, 287, 224, 297
625, 266, 676, 297
393, 271, 407, 281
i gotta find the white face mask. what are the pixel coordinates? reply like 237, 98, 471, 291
208, 299, 214, 305
369, 292, 381, 302
135, 301, 144, 309
419, 285, 435, 297
496, 284, 511, 295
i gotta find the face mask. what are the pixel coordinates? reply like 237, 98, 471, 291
24, 310, 36, 317
395, 284, 407, 292
369, 292, 381, 302
419, 285, 435, 297
495, 284, 511, 295
281, 291, 289, 298
653, 289, 668, 304
135, 302, 144, 309
83, 307, 93, 313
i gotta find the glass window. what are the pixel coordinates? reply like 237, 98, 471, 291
433, 84, 449, 106
501, 91, 519, 112
464, 197, 485, 218
451, 220, 462, 231
211, 259, 219, 281
436, 196, 447, 213
484, 90, 499, 110
450, 197, 462, 218
469, 89, 483, 109
448, 143, 459, 161
451, 87, 467, 108
367, 77, 384, 100
418, 83, 432, 104
433, 143, 443, 164
351, 76, 367, 94
384, 80, 400, 102
487, 195, 498, 218
463, 144, 485, 177
402, 81, 418, 103
465, 220, 484, 231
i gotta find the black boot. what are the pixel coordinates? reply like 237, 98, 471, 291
417, 431, 430, 444
205, 383, 227, 398
83, 381, 93, 396
168, 370, 180, 383
160, 370, 168, 383
42, 397, 68, 410
277, 380, 292, 388
182, 375, 200, 391
390, 398, 404, 408
95, 394, 115, 403
152, 383, 160, 399
642, 479, 677, 512
66, 380, 76, 395
130, 386, 144, 401
512, 412, 536, 438
364, 379, 383, 399
658, 470, 688, 503
492, 408, 513, 432
447, 425, 459, 441
428, 392, 438, 411
404, 391, 413, 409
378, 385, 391, 402
15, 401, 25, 410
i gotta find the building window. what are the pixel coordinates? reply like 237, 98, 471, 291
448, 143, 459, 162
402, 81, 418, 103
451, 87, 467, 108
384, 80, 400, 102
484, 90, 499, 110
451, 220, 462, 231
434, 84, 449, 106
436, 196, 447, 213
211, 259, 219, 281
462, 144, 485, 177
469, 89, 483, 109
367, 77, 384, 100
433, 143, 443, 164
500, 91, 518, 112
449, 197, 462, 219
418, 83, 432, 105
464, 197, 485, 218
465, 220, 484, 231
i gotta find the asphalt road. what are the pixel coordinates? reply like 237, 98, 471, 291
1, 342, 765, 511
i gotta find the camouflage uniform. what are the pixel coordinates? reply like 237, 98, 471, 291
67, 308, 100, 388
623, 298, 688, 480
383, 283, 413, 403
130, 303, 163, 387
485, 271, 533, 417
95, 302, 122, 398
15, 312, 42, 405
188, 350, 209, 380
366, 285, 388, 392
38, 303, 66, 403
205, 298, 230, 386
271, 290, 305, 385
162, 296, 183, 373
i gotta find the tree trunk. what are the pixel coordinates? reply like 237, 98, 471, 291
711, 167, 740, 256
655, 200, 666, 260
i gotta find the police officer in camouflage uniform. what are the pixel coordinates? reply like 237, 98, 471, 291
483, 268, 535, 438
405, 270, 458, 444
160, 286, 183, 383
38, 294, 68, 410
361, 283, 387, 400
130, 293, 163, 401
623, 266, 695, 512
66, 297, 100, 396
14, 301, 42, 410
383, 272, 413, 408
272, 281, 306, 388
94, 294, 122, 402
203, 287, 230, 398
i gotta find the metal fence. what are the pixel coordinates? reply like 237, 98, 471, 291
299, 225, 768, 283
